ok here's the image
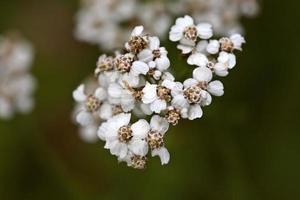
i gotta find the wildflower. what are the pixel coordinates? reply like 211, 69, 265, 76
98, 113, 149, 159
73, 84, 107, 126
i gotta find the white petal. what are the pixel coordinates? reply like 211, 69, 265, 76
177, 44, 193, 54
183, 78, 198, 88
179, 15, 194, 26
195, 40, 208, 53
129, 139, 149, 156
208, 81, 224, 96
193, 67, 213, 82
108, 83, 123, 98
120, 73, 140, 88
150, 99, 167, 113
162, 72, 175, 81
155, 56, 170, 71
73, 84, 86, 102
230, 34, 245, 50
121, 92, 135, 112
151, 147, 170, 165
149, 36, 160, 50
138, 49, 153, 62
188, 104, 203, 120
172, 94, 189, 109
187, 53, 208, 67
161, 79, 176, 90
94, 87, 107, 101
99, 103, 113, 120
150, 115, 169, 135
196, 23, 213, 39
169, 30, 183, 42
131, 61, 149, 76
200, 91, 212, 106
206, 40, 220, 54
153, 70, 162, 80
131, 26, 144, 37
214, 63, 229, 77
142, 83, 158, 104
228, 54, 236, 69
140, 103, 153, 115
131, 119, 150, 138
113, 113, 131, 128
76, 111, 93, 126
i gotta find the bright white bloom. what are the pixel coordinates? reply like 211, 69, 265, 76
73, 84, 107, 126
206, 40, 220, 54
147, 115, 170, 165
138, 36, 170, 72
98, 113, 149, 159
169, 15, 213, 43
142, 80, 176, 114
187, 53, 209, 67
213, 51, 237, 77
172, 67, 224, 120
230, 34, 246, 50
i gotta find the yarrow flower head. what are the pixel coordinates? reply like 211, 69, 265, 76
0, 33, 36, 119
72, 15, 246, 169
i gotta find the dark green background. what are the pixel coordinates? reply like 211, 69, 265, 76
0, 0, 299, 199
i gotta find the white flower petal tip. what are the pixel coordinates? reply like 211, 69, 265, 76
152, 147, 170, 165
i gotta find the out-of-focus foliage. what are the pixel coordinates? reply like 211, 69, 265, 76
0, 0, 299, 199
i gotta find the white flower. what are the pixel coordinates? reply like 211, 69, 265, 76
213, 51, 236, 77
187, 53, 209, 67
125, 26, 149, 54
138, 36, 170, 72
98, 113, 149, 159
148, 115, 170, 165
171, 67, 224, 120
114, 53, 149, 88
196, 23, 213, 39
142, 80, 176, 114
73, 84, 107, 126
230, 34, 246, 51
107, 83, 135, 112
169, 15, 213, 43
206, 40, 220, 54
98, 70, 121, 88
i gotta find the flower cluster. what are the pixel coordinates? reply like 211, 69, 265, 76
0, 33, 36, 119
74, 0, 257, 51
72, 16, 245, 169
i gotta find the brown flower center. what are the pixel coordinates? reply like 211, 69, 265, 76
118, 126, 132, 143
152, 49, 161, 59
85, 95, 101, 112
115, 54, 134, 73
165, 108, 181, 126
128, 36, 148, 54
184, 85, 202, 104
147, 131, 164, 150
219, 37, 234, 52
112, 105, 123, 116
131, 155, 147, 169
95, 56, 114, 76
184, 26, 198, 42
157, 86, 171, 102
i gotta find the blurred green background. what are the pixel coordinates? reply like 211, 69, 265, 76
0, 0, 299, 199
